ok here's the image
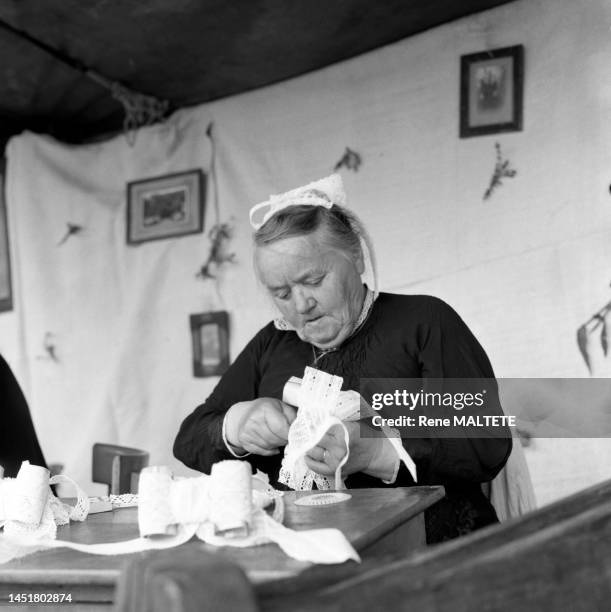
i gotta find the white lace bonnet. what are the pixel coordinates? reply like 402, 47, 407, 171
249, 174, 346, 230
248, 174, 378, 296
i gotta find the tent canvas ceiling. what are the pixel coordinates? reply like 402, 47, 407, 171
0, 0, 515, 145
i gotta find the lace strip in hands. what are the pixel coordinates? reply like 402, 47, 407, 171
279, 367, 417, 490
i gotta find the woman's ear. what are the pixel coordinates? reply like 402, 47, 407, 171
355, 248, 365, 275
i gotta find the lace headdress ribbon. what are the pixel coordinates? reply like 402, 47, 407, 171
279, 367, 417, 491
249, 174, 346, 230
0, 461, 359, 565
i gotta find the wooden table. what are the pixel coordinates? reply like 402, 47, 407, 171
0, 486, 444, 610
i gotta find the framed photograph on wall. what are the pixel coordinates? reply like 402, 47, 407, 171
190, 311, 230, 377
126, 169, 205, 244
0, 166, 13, 312
460, 45, 524, 138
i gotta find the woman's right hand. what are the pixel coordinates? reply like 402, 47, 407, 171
224, 398, 297, 456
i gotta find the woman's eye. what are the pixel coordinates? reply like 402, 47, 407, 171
275, 289, 290, 300
307, 277, 324, 286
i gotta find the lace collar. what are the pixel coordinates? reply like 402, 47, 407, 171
273, 286, 376, 338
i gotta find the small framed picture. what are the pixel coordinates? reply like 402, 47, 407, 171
0, 167, 13, 312
190, 311, 230, 377
126, 169, 205, 244
460, 45, 524, 138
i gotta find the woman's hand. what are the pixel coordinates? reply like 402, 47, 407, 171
225, 398, 297, 456
304, 422, 391, 479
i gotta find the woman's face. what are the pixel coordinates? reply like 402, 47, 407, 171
255, 227, 365, 349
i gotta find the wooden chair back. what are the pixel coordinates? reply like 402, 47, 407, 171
92, 443, 149, 495
114, 547, 257, 612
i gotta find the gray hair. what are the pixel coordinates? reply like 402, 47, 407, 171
253, 204, 378, 295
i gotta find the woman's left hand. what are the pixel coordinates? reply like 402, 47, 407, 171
304, 422, 379, 478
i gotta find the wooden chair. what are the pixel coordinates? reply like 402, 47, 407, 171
91, 443, 149, 495
114, 547, 257, 612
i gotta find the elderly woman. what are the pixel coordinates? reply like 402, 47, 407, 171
174, 174, 512, 543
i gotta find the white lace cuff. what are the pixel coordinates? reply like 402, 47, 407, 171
221, 413, 251, 458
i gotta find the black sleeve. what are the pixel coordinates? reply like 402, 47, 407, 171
173, 325, 273, 473
401, 297, 512, 485
0, 354, 47, 477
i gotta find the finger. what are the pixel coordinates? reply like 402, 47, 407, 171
304, 455, 334, 477
316, 431, 336, 448
264, 407, 292, 440
305, 446, 326, 462
242, 443, 280, 456
281, 402, 298, 425
327, 423, 344, 439
240, 429, 282, 455
242, 427, 285, 451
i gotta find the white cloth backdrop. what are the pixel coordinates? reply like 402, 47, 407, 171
3, 0, 611, 501
5, 112, 231, 492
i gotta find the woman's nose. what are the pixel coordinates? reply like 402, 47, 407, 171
294, 289, 316, 314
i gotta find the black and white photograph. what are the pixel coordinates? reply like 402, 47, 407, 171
460, 44, 524, 137
0, 1, 610, 610
126, 169, 205, 244
190, 311, 230, 377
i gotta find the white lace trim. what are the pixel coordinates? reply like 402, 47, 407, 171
249, 174, 345, 230
279, 369, 418, 491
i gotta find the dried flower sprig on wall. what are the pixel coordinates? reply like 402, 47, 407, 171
577, 297, 611, 374
334, 147, 362, 172
196, 221, 236, 279
36, 332, 59, 362
57, 223, 84, 246
483, 142, 517, 200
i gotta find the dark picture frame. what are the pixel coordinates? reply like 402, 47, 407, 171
460, 45, 524, 138
0, 163, 13, 312
126, 169, 205, 245
190, 311, 230, 377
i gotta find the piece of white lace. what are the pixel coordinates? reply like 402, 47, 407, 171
249, 173, 345, 230
278, 367, 417, 491
279, 367, 347, 490
0, 461, 359, 566
0, 462, 89, 542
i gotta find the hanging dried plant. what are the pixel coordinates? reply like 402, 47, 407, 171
196, 221, 237, 279
36, 332, 59, 362
577, 299, 611, 373
483, 142, 517, 200
57, 223, 84, 246
334, 147, 362, 172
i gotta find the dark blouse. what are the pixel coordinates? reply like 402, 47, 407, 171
174, 293, 512, 542
0, 353, 47, 477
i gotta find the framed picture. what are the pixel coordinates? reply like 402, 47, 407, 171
126, 169, 205, 244
460, 45, 524, 138
0, 165, 13, 312
190, 311, 230, 377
